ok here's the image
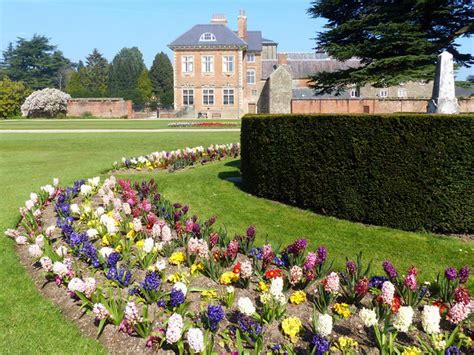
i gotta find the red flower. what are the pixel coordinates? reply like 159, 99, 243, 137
433, 300, 448, 316
265, 269, 282, 279
391, 296, 401, 313
233, 262, 241, 274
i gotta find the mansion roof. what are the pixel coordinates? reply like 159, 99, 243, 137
169, 24, 267, 51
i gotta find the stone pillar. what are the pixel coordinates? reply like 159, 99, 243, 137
427, 51, 459, 114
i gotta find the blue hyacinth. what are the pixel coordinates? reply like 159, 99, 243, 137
169, 288, 185, 307
206, 304, 225, 332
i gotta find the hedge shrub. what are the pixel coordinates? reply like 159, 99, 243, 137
241, 114, 474, 233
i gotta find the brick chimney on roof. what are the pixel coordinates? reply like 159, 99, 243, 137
211, 13, 227, 25
238, 10, 247, 39
278, 53, 288, 65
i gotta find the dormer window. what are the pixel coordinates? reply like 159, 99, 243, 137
199, 32, 216, 42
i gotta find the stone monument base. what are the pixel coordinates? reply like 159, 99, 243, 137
427, 98, 459, 114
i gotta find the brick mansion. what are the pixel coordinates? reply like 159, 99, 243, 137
168, 11, 473, 118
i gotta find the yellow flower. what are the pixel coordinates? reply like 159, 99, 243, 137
135, 239, 145, 250
289, 290, 307, 305
101, 234, 111, 246
258, 281, 269, 292
169, 251, 186, 265
333, 303, 351, 319
167, 272, 182, 283
333, 336, 358, 351
401, 346, 423, 355
219, 271, 239, 285
190, 262, 204, 275
201, 289, 218, 299
281, 317, 302, 342
115, 244, 122, 253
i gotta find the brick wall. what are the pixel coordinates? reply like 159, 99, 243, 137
291, 98, 474, 114
67, 99, 133, 118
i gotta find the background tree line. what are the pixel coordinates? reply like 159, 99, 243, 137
0, 35, 174, 109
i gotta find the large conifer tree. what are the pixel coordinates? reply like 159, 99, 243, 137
308, 0, 473, 94
149, 52, 174, 108
108, 47, 145, 103
84, 49, 109, 97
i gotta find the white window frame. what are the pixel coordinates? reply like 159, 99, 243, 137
223, 88, 234, 105
199, 32, 216, 42
223, 55, 234, 73
397, 88, 407, 98
350, 88, 360, 98
202, 89, 214, 106
201, 55, 214, 73
246, 69, 256, 84
379, 88, 388, 98
247, 53, 255, 63
182, 56, 194, 73
182, 89, 194, 106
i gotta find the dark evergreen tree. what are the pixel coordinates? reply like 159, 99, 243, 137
108, 47, 145, 103
84, 49, 109, 97
149, 52, 174, 108
307, 0, 474, 94
65, 68, 88, 97
1, 35, 72, 89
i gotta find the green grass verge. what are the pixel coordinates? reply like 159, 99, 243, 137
0, 119, 240, 130
0, 131, 239, 352
116, 160, 474, 291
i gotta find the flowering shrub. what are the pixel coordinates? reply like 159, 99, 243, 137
112, 143, 240, 172
21, 88, 70, 117
5, 175, 473, 353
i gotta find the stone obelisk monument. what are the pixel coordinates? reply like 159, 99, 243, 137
427, 51, 459, 114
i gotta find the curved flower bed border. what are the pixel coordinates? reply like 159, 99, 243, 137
112, 143, 240, 172
5, 176, 474, 354
168, 122, 239, 128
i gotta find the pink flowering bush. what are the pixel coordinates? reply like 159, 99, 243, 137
21, 88, 70, 118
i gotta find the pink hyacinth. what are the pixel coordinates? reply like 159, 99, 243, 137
404, 273, 417, 291
289, 265, 303, 286
304, 252, 317, 271
324, 272, 340, 293
448, 302, 471, 325
240, 260, 253, 278
262, 244, 274, 264
227, 240, 239, 259
185, 219, 194, 233
381, 281, 395, 306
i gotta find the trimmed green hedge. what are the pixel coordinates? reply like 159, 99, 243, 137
241, 114, 474, 233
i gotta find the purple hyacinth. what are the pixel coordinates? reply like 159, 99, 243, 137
304, 252, 317, 271
458, 265, 470, 284
310, 333, 330, 355
169, 288, 185, 308
107, 252, 121, 268
287, 239, 307, 255
445, 267, 457, 281
206, 304, 225, 332
141, 271, 161, 292
316, 246, 327, 265
246, 225, 256, 239
346, 260, 357, 276
383, 260, 398, 279
156, 299, 166, 308
445, 345, 460, 355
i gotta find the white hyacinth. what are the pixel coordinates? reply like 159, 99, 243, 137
186, 327, 205, 353
80, 184, 92, 197
393, 306, 414, 333
142, 238, 154, 253
314, 313, 333, 337
269, 277, 284, 298
87, 228, 99, 239
70, 204, 80, 215
422, 305, 441, 334
92, 303, 109, 320
238, 297, 256, 316
28, 244, 43, 258
39, 256, 53, 272
30, 192, 38, 203
25, 199, 35, 210
173, 282, 187, 296
35, 235, 45, 248
55, 245, 68, 257
53, 261, 68, 277
68, 278, 85, 293
166, 313, 184, 344
359, 308, 378, 327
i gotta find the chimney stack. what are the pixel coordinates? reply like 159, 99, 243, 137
278, 53, 288, 65
238, 10, 247, 39
211, 14, 227, 25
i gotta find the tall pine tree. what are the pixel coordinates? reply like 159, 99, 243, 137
149, 52, 174, 108
108, 47, 145, 103
1, 35, 72, 89
84, 49, 109, 97
136, 69, 153, 106
308, 0, 474, 94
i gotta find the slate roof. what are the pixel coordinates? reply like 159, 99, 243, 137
169, 24, 247, 48
233, 31, 262, 51
261, 55, 361, 80
455, 86, 474, 97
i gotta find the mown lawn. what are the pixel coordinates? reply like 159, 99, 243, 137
0, 119, 240, 130
0, 131, 239, 353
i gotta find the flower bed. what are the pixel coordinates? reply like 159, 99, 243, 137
5, 176, 474, 354
112, 143, 240, 172
168, 122, 240, 128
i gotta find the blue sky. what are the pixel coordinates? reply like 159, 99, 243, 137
1, 0, 473, 79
